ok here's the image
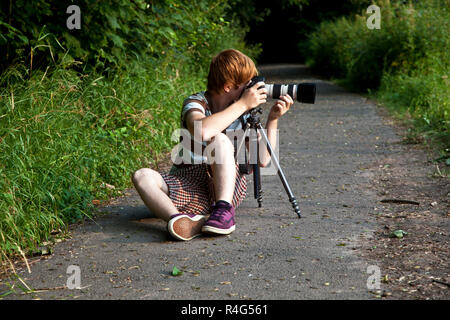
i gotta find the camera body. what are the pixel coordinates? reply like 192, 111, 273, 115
247, 76, 316, 104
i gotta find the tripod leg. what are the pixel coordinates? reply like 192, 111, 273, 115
248, 127, 262, 208
256, 124, 301, 218
253, 163, 262, 207
254, 128, 263, 207
234, 122, 250, 163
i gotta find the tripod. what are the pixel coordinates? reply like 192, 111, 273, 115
235, 107, 301, 218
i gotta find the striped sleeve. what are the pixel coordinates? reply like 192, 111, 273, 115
181, 101, 205, 126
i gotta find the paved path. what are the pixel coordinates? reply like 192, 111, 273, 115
1, 64, 404, 300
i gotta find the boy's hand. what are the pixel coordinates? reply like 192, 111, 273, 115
240, 81, 267, 110
268, 94, 294, 121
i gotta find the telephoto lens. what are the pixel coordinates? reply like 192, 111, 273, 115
248, 76, 316, 104
266, 82, 316, 104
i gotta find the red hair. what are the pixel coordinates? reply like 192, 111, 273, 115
207, 49, 258, 94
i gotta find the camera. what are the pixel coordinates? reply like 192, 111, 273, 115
247, 76, 316, 104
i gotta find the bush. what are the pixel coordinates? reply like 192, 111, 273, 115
0, 0, 259, 74
377, 63, 449, 145
305, 0, 449, 149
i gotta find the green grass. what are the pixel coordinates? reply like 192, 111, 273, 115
376, 66, 449, 151
0, 58, 195, 262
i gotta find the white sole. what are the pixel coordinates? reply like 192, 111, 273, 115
168, 215, 206, 241
201, 224, 236, 235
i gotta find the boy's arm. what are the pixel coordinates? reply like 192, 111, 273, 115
185, 82, 267, 141
185, 101, 247, 141
259, 94, 294, 167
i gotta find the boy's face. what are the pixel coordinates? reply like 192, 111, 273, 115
225, 81, 250, 106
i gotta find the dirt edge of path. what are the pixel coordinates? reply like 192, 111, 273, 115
358, 102, 449, 300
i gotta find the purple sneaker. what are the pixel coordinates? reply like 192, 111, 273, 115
167, 213, 206, 241
202, 202, 236, 235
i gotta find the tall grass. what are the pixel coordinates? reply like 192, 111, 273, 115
0, 59, 188, 262
376, 4, 449, 146
306, 0, 449, 152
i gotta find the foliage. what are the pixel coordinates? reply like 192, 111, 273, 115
305, 0, 449, 149
0, 0, 260, 74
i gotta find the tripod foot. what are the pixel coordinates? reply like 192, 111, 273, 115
290, 197, 301, 218
257, 192, 263, 208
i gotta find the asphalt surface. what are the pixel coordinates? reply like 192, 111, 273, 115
1, 64, 403, 300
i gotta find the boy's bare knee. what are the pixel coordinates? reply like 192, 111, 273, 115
132, 168, 169, 196
132, 168, 156, 186
211, 132, 234, 153
206, 133, 235, 166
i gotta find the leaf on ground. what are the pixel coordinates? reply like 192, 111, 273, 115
389, 230, 408, 238
171, 266, 183, 276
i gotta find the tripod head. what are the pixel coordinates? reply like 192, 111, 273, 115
246, 107, 263, 125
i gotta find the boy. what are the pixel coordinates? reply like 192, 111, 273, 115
132, 49, 293, 241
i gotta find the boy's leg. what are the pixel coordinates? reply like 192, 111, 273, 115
207, 133, 237, 203
131, 168, 178, 222
132, 168, 207, 241
203, 133, 237, 235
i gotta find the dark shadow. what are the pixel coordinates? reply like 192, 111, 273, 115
79, 199, 174, 244
258, 64, 314, 78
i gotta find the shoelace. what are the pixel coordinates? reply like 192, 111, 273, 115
208, 206, 230, 222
